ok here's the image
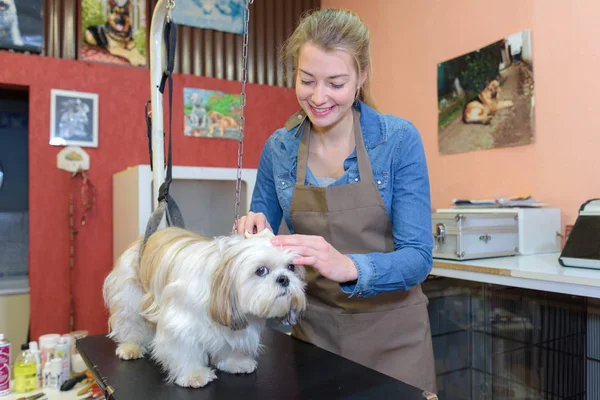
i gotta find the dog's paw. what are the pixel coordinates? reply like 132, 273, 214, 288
116, 343, 144, 360
216, 356, 257, 374
174, 367, 217, 388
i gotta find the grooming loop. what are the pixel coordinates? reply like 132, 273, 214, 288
148, 0, 254, 238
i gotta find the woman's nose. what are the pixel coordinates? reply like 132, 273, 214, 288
311, 84, 327, 105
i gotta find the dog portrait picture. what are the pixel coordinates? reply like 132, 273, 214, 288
171, 0, 245, 34
183, 88, 242, 140
0, 0, 43, 52
103, 227, 307, 387
50, 89, 99, 148
79, 0, 147, 67
436, 29, 535, 155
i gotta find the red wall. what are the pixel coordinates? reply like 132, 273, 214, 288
0, 51, 300, 340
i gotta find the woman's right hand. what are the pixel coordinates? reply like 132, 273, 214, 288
235, 211, 272, 235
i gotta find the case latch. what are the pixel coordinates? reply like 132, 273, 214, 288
434, 223, 446, 244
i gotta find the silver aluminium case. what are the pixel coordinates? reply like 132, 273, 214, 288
432, 212, 519, 260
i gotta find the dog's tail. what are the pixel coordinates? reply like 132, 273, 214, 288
102, 239, 150, 337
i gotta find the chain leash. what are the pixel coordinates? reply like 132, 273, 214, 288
233, 0, 253, 234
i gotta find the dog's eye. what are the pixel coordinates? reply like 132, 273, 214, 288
255, 266, 269, 277
287, 264, 295, 272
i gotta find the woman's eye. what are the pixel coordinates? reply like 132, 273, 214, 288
301, 80, 313, 85
331, 83, 345, 89
287, 264, 295, 272
255, 266, 269, 277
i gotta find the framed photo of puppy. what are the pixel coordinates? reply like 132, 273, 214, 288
436, 29, 535, 155
49, 89, 99, 148
0, 0, 44, 53
78, 0, 148, 68
183, 88, 242, 140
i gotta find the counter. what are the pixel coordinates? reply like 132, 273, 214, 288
431, 252, 600, 298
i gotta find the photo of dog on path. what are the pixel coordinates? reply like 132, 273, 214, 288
437, 29, 535, 155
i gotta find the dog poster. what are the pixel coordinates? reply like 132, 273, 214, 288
0, 0, 43, 52
172, 0, 245, 34
79, 0, 147, 67
184, 88, 242, 140
49, 89, 99, 148
437, 29, 535, 155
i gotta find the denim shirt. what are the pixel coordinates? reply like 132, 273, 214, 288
250, 101, 433, 298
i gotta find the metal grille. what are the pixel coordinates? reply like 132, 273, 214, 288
40, 0, 320, 88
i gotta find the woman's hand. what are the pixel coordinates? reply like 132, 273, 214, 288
271, 235, 358, 283
235, 211, 272, 235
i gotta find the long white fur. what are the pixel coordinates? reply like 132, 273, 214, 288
102, 227, 306, 388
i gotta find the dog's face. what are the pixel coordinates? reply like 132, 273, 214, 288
209, 236, 307, 331
107, 0, 132, 35
0, 0, 15, 12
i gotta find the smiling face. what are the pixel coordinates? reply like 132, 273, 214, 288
295, 43, 366, 133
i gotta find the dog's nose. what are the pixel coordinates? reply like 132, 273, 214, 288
276, 275, 290, 287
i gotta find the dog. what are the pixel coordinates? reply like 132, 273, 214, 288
84, 0, 146, 66
58, 99, 91, 139
102, 227, 307, 388
463, 79, 513, 124
188, 93, 209, 129
208, 110, 239, 137
0, 0, 24, 47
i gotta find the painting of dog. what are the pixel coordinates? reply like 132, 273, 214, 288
50, 89, 99, 148
436, 29, 535, 155
80, 0, 147, 67
184, 88, 242, 140
0, 0, 43, 52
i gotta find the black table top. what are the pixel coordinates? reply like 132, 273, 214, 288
76, 328, 435, 400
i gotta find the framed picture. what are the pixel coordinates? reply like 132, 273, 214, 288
436, 29, 535, 155
50, 89, 99, 148
172, 0, 245, 34
78, 0, 148, 67
0, 0, 44, 53
183, 88, 242, 140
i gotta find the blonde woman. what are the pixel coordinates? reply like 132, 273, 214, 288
238, 8, 436, 394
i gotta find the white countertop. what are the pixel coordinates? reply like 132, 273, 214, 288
431, 252, 600, 298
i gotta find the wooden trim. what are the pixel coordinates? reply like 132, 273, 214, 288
432, 260, 512, 276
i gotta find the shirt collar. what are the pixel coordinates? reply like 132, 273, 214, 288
283, 101, 386, 150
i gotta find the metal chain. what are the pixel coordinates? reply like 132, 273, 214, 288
233, 0, 253, 234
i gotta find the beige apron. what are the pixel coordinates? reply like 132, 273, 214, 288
289, 109, 437, 394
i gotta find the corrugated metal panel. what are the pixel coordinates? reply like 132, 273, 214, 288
40, 0, 320, 88
151, 0, 321, 87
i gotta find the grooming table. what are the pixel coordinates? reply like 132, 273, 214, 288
76, 328, 437, 400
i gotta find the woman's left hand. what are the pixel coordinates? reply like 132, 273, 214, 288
271, 235, 358, 283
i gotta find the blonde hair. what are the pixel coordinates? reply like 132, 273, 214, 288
281, 8, 378, 111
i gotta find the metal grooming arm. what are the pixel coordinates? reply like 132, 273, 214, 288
149, 0, 168, 212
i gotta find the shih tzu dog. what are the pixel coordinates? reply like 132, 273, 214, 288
103, 227, 307, 388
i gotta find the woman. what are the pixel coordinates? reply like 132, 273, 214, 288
237, 8, 436, 394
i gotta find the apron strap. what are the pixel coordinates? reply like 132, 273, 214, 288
296, 119, 310, 186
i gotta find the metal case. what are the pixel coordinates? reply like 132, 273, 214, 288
432, 212, 519, 260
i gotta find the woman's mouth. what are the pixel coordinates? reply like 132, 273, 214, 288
309, 105, 335, 117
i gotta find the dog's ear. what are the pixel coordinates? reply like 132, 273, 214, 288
209, 259, 248, 331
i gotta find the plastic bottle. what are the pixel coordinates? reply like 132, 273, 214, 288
13, 343, 37, 394
42, 360, 52, 389
0, 334, 10, 397
55, 336, 71, 383
28, 341, 42, 389
49, 358, 62, 389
